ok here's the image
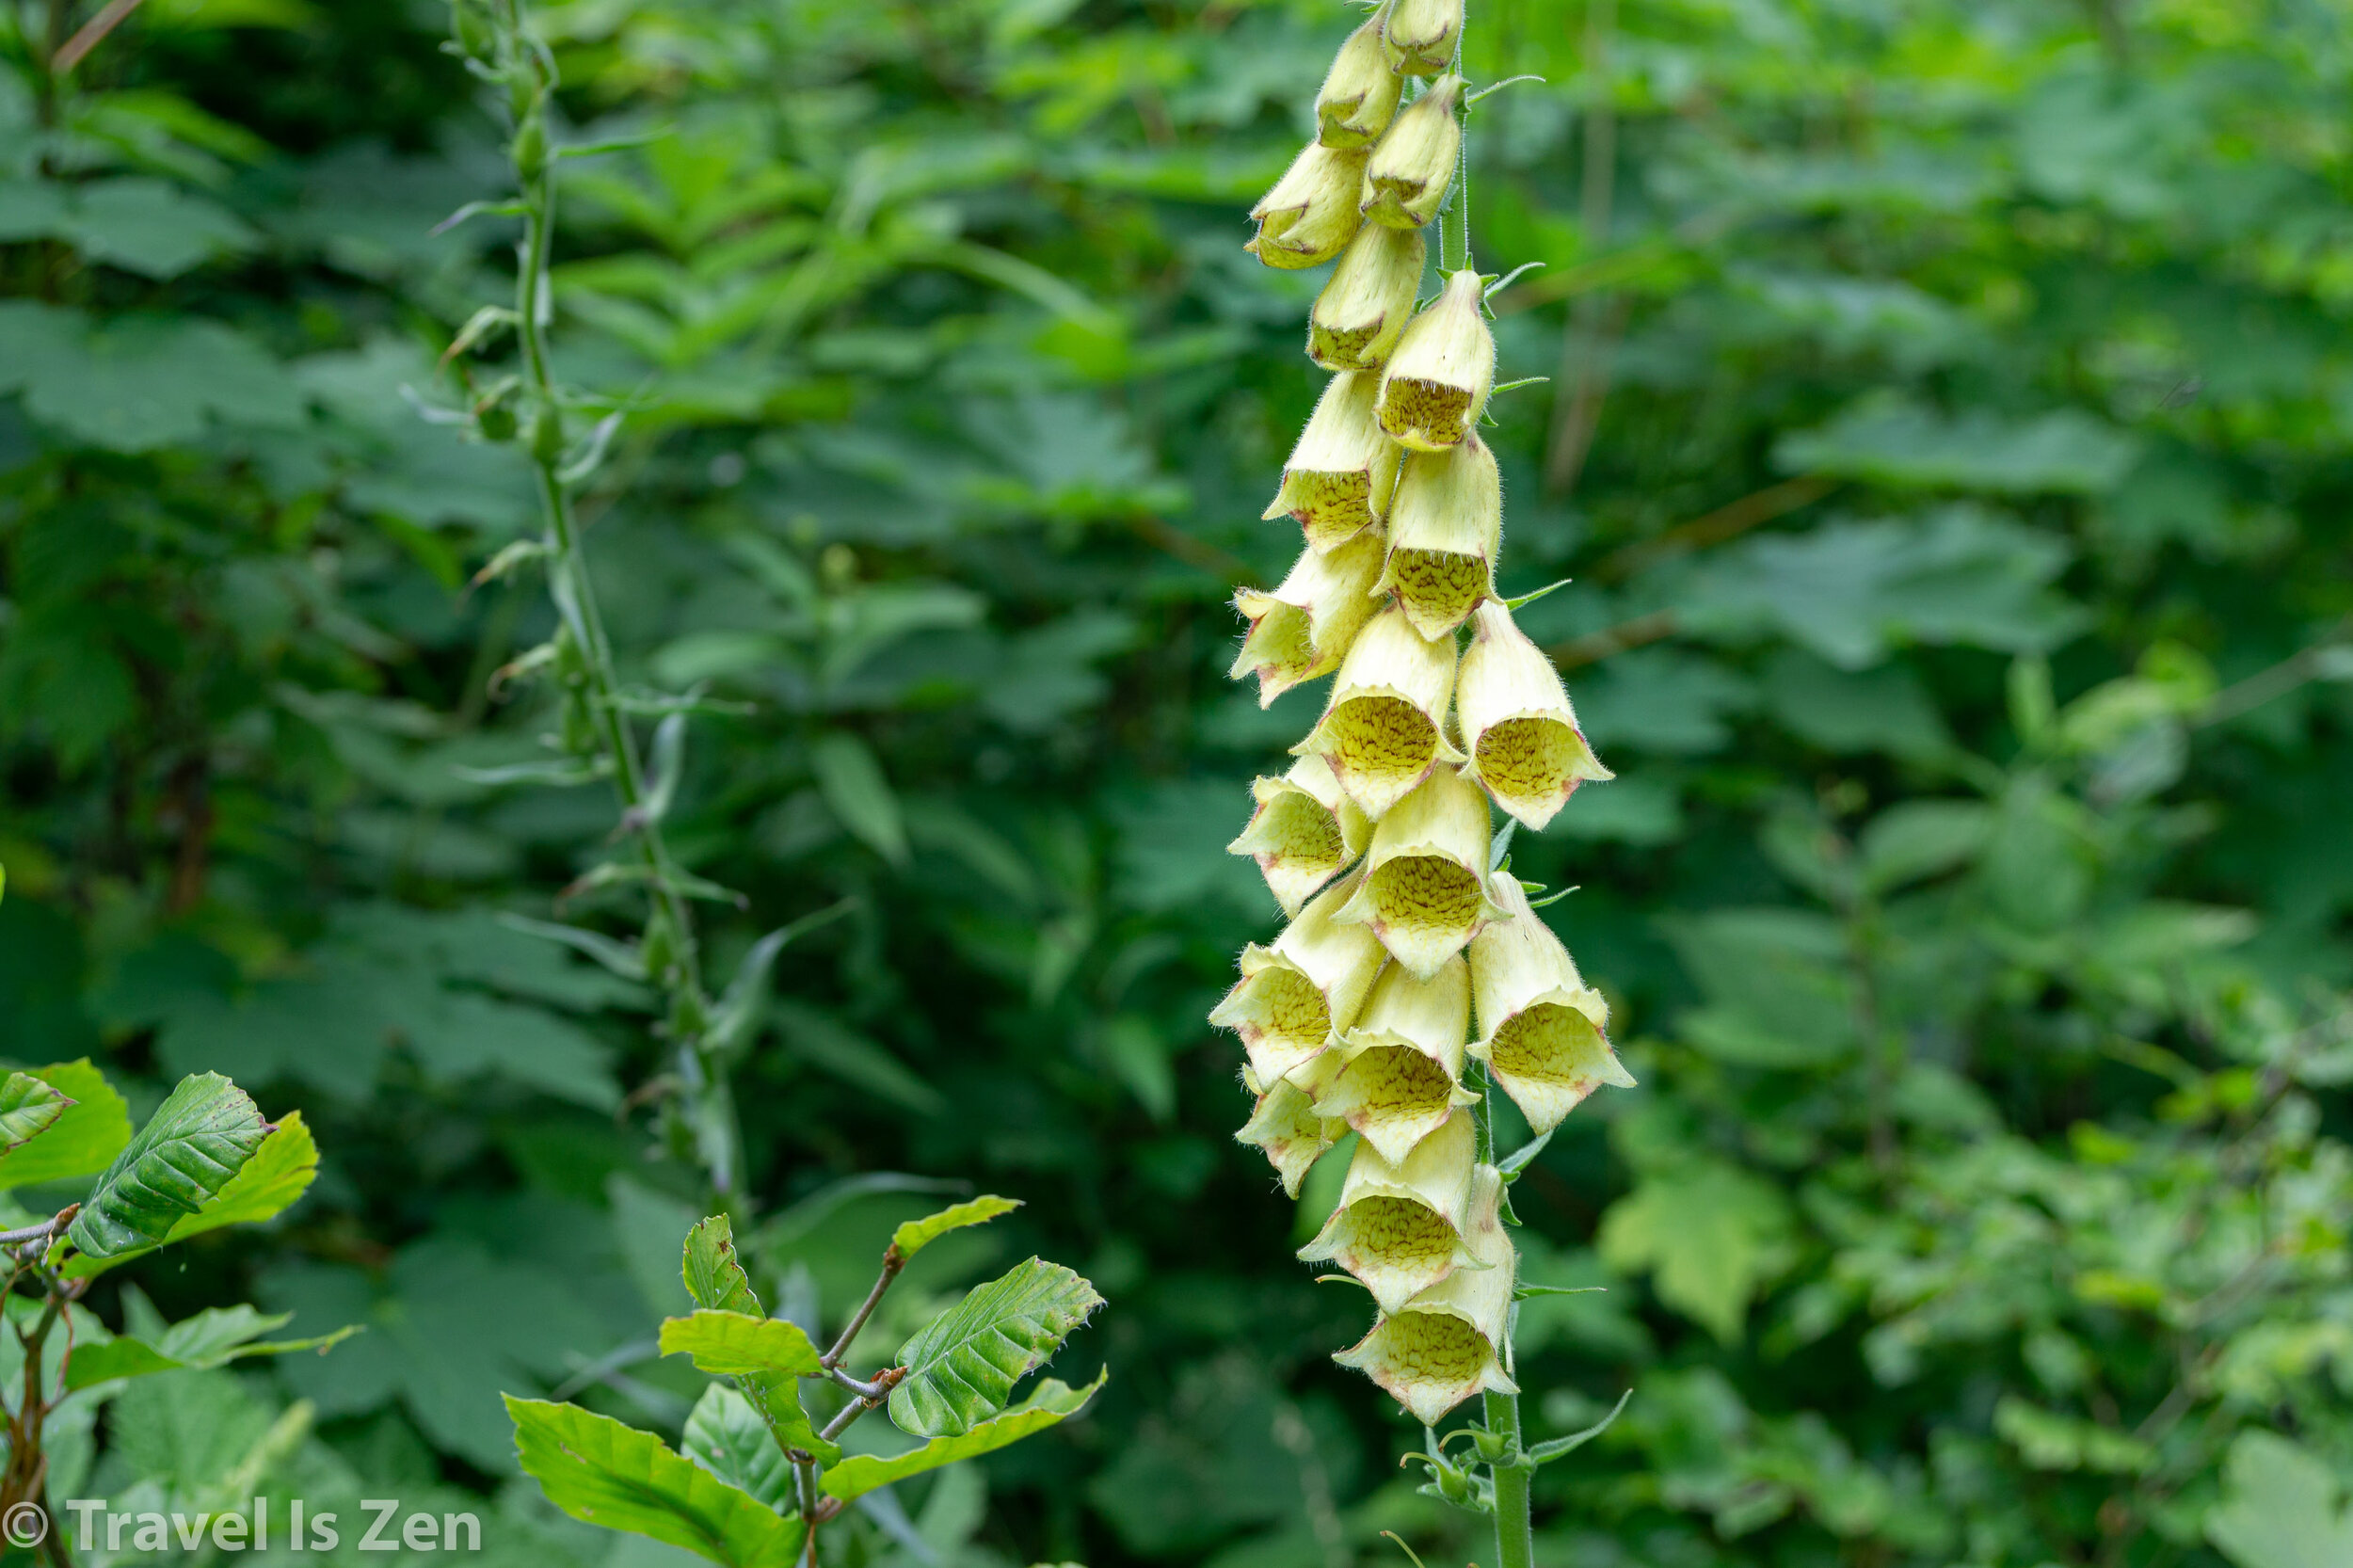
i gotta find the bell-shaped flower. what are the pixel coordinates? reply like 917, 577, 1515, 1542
1249, 139, 1369, 270
1467, 872, 1633, 1133
1316, 10, 1403, 148
1263, 371, 1403, 551
1334, 1165, 1517, 1422
1377, 268, 1494, 452
1382, 0, 1463, 76
1296, 1109, 1478, 1310
1361, 74, 1463, 229
1209, 866, 1388, 1086
1228, 754, 1373, 917
1457, 601, 1610, 829
1335, 763, 1505, 979
1310, 224, 1426, 373
1314, 955, 1477, 1164
1374, 436, 1501, 640
1236, 1064, 1348, 1197
1230, 533, 1385, 707
1294, 601, 1465, 819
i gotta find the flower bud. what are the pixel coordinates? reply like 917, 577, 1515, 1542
1335, 763, 1506, 978
1310, 224, 1426, 373
1297, 1109, 1478, 1310
1263, 372, 1403, 551
1249, 140, 1369, 270
1468, 871, 1633, 1133
1209, 866, 1387, 1086
1236, 1069, 1347, 1197
1383, 0, 1463, 75
1361, 74, 1462, 230
1335, 1165, 1518, 1422
1230, 534, 1385, 707
1315, 955, 1477, 1164
1457, 601, 1610, 829
1228, 754, 1373, 918
1375, 436, 1501, 640
1316, 10, 1404, 149
1377, 268, 1494, 451
1295, 601, 1465, 819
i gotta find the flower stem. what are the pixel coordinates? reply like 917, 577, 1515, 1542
1481, 1064, 1535, 1568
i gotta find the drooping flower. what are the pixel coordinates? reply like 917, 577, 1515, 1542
1227, 753, 1374, 917
1236, 1066, 1348, 1197
1377, 268, 1495, 451
1311, 224, 1427, 373
1457, 600, 1610, 829
1335, 762, 1506, 978
1249, 139, 1369, 269
1334, 1164, 1517, 1422
1361, 73, 1463, 230
1229, 533, 1386, 706
1374, 436, 1501, 640
1315, 955, 1477, 1163
1209, 866, 1387, 1086
1294, 601, 1465, 819
1381, 0, 1463, 76
1315, 8, 1403, 149
1467, 872, 1633, 1133
1263, 371, 1404, 552
1297, 1108, 1478, 1310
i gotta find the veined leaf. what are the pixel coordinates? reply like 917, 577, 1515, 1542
888, 1257, 1103, 1438
63, 1112, 317, 1278
682, 1385, 793, 1512
64, 1072, 270, 1263
0, 1060, 132, 1190
826, 1371, 1104, 1502
505, 1397, 805, 1568
682, 1215, 763, 1317
659, 1310, 823, 1378
676, 1219, 839, 1462
890, 1195, 1020, 1261
0, 1072, 72, 1153
65, 1303, 359, 1391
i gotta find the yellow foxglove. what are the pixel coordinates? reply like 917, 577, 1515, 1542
1334, 1165, 1517, 1421
1249, 139, 1369, 270
1335, 763, 1505, 979
1263, 371, 1404, 552
1361, 74, 1463, 229
1316, 955, 1478, 1163
1237, 1066, 1348, 1197
1377, 268, 1494, 452
1310, 224, 1426, 373
1315, 9, 1403, 149
1209, 866, 1387, 1085
1467, 872, 1633, 1132
1228, 753, 1374, 918
1294, 601, 1465, 819
1457, 600, 1610, 829
1230, 533, 1386, 707
1297, 1109, 1478, 1310
1375, 436, 1502, 640
1382, 0, 1463, 76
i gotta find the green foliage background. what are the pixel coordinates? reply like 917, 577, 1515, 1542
5, 0, 2352, 1564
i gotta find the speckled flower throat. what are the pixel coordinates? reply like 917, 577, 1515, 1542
1215, 1, 1635, 1553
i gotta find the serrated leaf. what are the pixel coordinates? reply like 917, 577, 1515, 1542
64, 1072, 270, 1262
0, 1060, 132, 1190
681, 1385, 792, 1512
891, 1196, 1020, 1261
505, 1397, 805, 1568
62, 1111, 317, 1278
0, 1072, 72, 1152
660, 1310, 824, 1379
888, 1257, 1103, 1439
826, 1370, 1104, 1502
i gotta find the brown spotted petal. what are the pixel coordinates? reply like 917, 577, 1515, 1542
1457, 600, 1610, 829
1209, 865, 1387, 1085
1375, 436, 1502, 640
1335, 1165, 1517, 1422
1296, 1109, 1478, 1311
1316, 8, 1404, 148
1376, 267, 1494, 452
1361, 74, 1463, 230
1311, 224, 1427, 373
1334, 763, 1506, 979
1228, 754, 1374, 918
1263, 371, 1405, 551
1467, 870, 1633, 1133
1249, 139, 1369, 270
1382, 0, 1463, 76
1316, 954, 1477, 1164
1230, 534, 1386, 707
1295, 601, 1465, 820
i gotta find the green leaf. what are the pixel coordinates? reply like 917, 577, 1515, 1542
0, 1059, 132, 1190
1597, 1163, 1794, 1343
2207, 1430, 2353, 1568
675, 1220, 838, 1462
681, 1215, 763, 1317
890, 1195, 1020, 1261
62, 1111, 317, 1278
64, 1304, 359, 1391
681, 1385, 793, 1512
825, 1371, 1104, 1502
812, 731, 909, 865
505, 1397, 806, 1568
659, 1310, 824, 1378
1527, 1388, 1632, 1465
1775, 395, 2141, 495
0, 1071, 72, 1153
63, 1072, 270, 1263
0, 300, 302, 451
888, 1257, 1103, 1439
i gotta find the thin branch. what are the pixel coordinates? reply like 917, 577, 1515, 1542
1588, 475, 1836, 583
822, 1251, 904, 1368
51, 0, 141, 73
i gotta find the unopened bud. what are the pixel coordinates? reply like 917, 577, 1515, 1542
1310, 224, 1425, 373
1237, 1069, 1348, 1197
1316, 10, 1404, 149
1457, 601, 1610, 829
1377, 268, 1494, 451
1209, 866, 1387, 1086
1467, 872, 1633, 1133
1297, 1109, 1479, 1310
514, 112, 548, 186
1383, 0, 1463, 76
1376, 436, 1501, 640
1230, 534, 1385, 707
1316, 956, 1476, 1164
1264, 371, 1403, 551
1228, 754, 1373, 918
1334, 763, 1505, 978
450, 0, 497, 61
1335, 1165, 1518, 1423
1294, 601, 1465, 819
1361, 74, 1462, 230
1248, 140, 1369, 270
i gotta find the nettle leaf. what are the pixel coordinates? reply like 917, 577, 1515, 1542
676, 1219, 838, 1463
1597, 1163, 1796, 1343
891, 1195, 1020, 1261
826, 1370, 1104, 1502
506, 1397, 805, 1568
62, 1111, 318, 1278
0, 1071, 72, 1152
64, 1072, 270, 1263
0, 1059, 132, 1190
659, 1310, 823, 1379
888, 1257, 1103, 1439
682, 1385, 793, 1512
65, 1303, 358, 1391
